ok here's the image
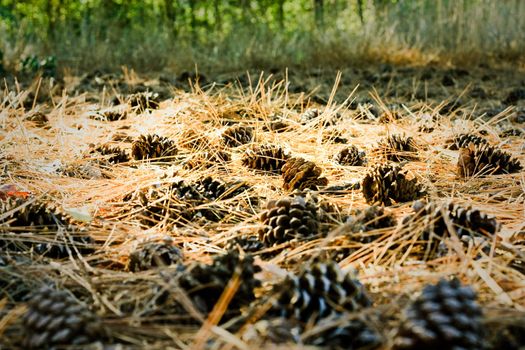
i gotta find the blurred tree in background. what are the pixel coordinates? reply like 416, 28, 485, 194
0, 0, 524, 73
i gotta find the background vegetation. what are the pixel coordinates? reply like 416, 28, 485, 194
1, 0, 524, 74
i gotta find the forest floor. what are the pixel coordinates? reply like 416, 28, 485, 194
1, 63, 524, 349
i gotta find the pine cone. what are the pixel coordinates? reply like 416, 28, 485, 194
362, 164, 425, 205
377, 134, 418, 161
1, 197, 64, 230
402, 200, 499, 256
448, 133, 488, 150
270, 260, 372, 321
131, 134, 178, 161
22, 286, 105, 348
1, 197, 94, 257
191, 176, 249, 202
242, 144, 290, 173
129, 240, 183, 271
178, 250, 260, 317
499, 128, 523, 138
282, 157, 328, 191
457, 143, 522, 177
90, 144, 129, 164
334, 145, 366, 166
195, 176, 228, 201
222, 125, 254, 147
129, 178, 249, 226
128, 91, 160, 111
259, 196, 318, 246
394, 278, 484, 350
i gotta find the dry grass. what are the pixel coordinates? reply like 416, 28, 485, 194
1, 69, 524, 349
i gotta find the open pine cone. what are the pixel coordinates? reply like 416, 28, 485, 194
131, 134, 178, 161
268, 260, 380, 348
457, 143, 522, 177
282, 157, 328, 191
362, 163, 425, 205
402, 200, 499, 257
259, 195, 319, 246
448, 133, 488, 150
270, 260, 372, 321
90, 144, 129, 164
177, 250, 260, 318
334, 145, 366, 166
377, 134, 418, 161
222, 125, 254, 147
394, 278, 484, 350
1, 198, 93, 258
345, 205, 397, 242
242, 144, 290, 173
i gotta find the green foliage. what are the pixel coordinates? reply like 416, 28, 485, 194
0, 0, 523, 73
20, 55, 57, 77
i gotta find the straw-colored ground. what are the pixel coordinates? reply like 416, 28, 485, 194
1, 65, 524, 349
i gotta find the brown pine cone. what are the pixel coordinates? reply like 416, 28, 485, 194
177, 250, 260, 318
282, 157, 328, 191
131, 134, 178, 161
242, 144, 290, 173
259, 196, 318, 246
222, 125, 254, 147
90, 144, 129, 164
25, 111, 49, 127
457, 143, 522, 177
362, 163, 425, 205
270, 260, 372, 321
300, 109, 341, 126
402, 200, 499, 257
377, 134, 418, 161
334, 145, 366, 166
448, 133, 488, 150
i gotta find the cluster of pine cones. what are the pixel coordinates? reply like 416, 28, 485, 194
3, 79, 524, 350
